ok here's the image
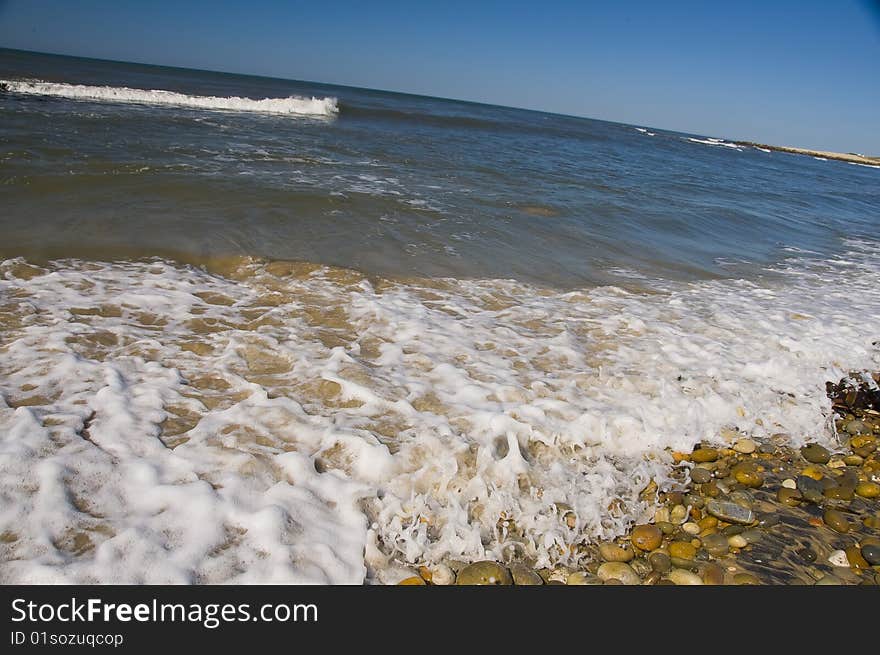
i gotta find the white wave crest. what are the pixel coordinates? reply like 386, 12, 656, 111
1, 79, 338, 117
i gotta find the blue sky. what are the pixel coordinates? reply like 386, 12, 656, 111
1, 0, 878, 153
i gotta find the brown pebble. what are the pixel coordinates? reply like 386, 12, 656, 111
631, 524, 663, 551
823, 508, 850, 534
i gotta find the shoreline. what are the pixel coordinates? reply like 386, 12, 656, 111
732, 141, 880, 166
403, 372, 880, 585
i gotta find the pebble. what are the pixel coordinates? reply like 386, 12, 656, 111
801, 443, 831, 464
398, 576, 426, 585
598, 543, 634, 563
844, 454, 864, 466
781, 478, 797, 489
845, 546, 870, 569
668, 568, 703, 585
691, 447, 719, 463
823, 485, 854, 501
668, 541, 696, 561
739, 529, 763, 544
823, 509, 850, 534
733, 573, 760, 585
777, 487, 802, 506
690, 467, 712, 484
861, 544, 880, 566
656, 521, 676, 535
630, 524, 662, 551
510, 563, 543, 586
702, 563, 725, 585
427, 563, 455, 585
734, 469, 763, 488
727, 535, 748, 549
855, 481, 880, 499
705, 500, 755, 525
567, 571, 602, 585
596, 562, 641, 585
670, 505, 688, 524
649, 551, 671, 573
702, 533, 729, 557
456, 561, 512, 585
827, 550, 849, 567
796, 476, 825, 503
845, 420, 868, 435
733, 438, 757, 454
682, 522, 700, 535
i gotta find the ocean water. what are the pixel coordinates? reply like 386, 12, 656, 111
1, 48, 878, 583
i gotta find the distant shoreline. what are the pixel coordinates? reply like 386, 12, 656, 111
733, 141, 880, 166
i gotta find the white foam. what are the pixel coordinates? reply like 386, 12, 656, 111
1, 79, 338, 117
687, 137, 742, 150
0, 242, 878, 583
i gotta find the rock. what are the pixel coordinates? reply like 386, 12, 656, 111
801, 443, 831, 464
706, 500, 755, 525
690, 467, 712, 484
670, 504, 688, 524
510, 563, 543, 585
398, 576, 426, 585
777, 487, 802, 507
796, 476, 825, 503
846, 420, 868, 435
856, 481, 880, 499
828, 550, 849, 567
682, 522, 700, 535
691, 447, 720, 463
733, 438, 757, 454
797, 546, 817, 563
734, 469, 763, 488
598, 542, 634, 562
781, 478, 797, 489
668, 568, 703, 585
701, 562, 725, 585
702, 533, 729, 557
668, 541, 696, 561
739, 529, 763, 544
732, 573, 760, 585
456, 561, 512, 585
597, 562, 641, 585
426, 563, 455, 585
698, 516, 718, 531
567, 571, 602, 585
845, 546, 870, 569
630, 558, 651, 577
861, 544, 880, 566
823, 509, 850, 534
631, 524, 662, 551
815, 574, 844, 585
801, 465, 824, 481
649, 551, 671, 573
727, 535, 748, 549
656, 521, 676, 535
823, 485, 855, 501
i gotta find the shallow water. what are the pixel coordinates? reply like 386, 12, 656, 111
1, 49, 879, 583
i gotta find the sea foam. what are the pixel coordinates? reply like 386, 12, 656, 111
1, 79, 338, 117
0, 242, 878, 583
